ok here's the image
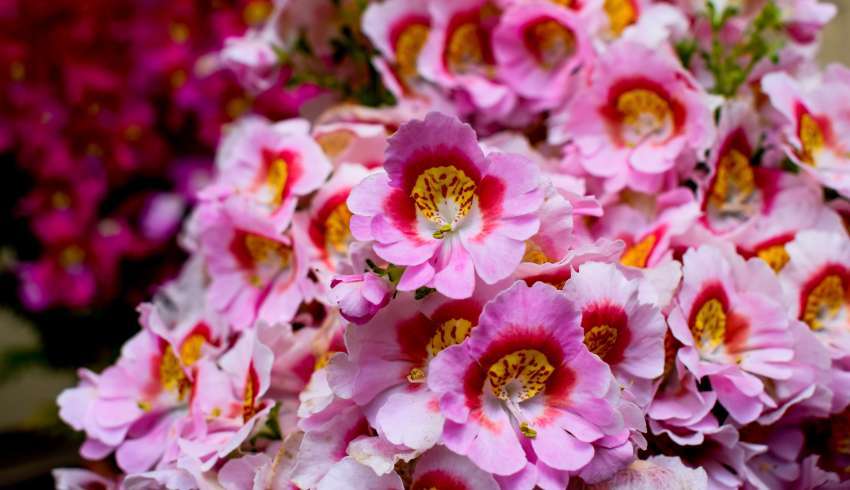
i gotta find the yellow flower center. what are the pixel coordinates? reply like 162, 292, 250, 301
692, 299, 726, 352
316, 131, 354, 159
266, 157, 289, 207
411, 165, 477, 234
179, 334, 206, 366
244, 234, 291, 268
803, 275, 844, 331
604, 0, 637, 36
243, 0, 273, 26
407, 367, 426, 383
616, 89, 673, 146
710, 149, 755, 211
169, 23, 189, 44
324, 203, 352, 254
799, 113, 824, 166
523, 241, 551, 264
396, 24, 430, 79
550, 0, 573, 6
757, 245, 790, 273
59, 245, 86, 268
488, 349, 554, 402
10, 61, 25, 81
159, 346, 187, 399
620, 234, 656, 268
525, 20, 575, 70
448, 23, 484, 74
427, 318, 474, 358
584, 324, 619, 359
243, 377, 256, 422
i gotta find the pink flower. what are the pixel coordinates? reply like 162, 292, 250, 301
778, 230, 850, 354
201, 116, 331, 232
196, 202, 311, 329
668, 245, 796, 424
327, 296, 447, 451
56, 310, 224, 473
563, 262, 666, 406
592, 189, 699, 269
418, 0, 517, 117
409, 445, 499, 490
762, 72, 850, 197
179, 328, 275, 472
428, 281, 630, 484
492, 2, 592, 107
347, 112, 544, 299
362, 0, 431, 89
306, 163, 371, 272
329, 272, 393, 325
549, 41, 716, 193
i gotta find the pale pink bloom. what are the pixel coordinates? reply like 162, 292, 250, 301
668, 245, 796, 424
778, 230, 850, 354
563, 262, 666, 406
409, 445, 499, 490
178, 328, 275, 472
584, 455, 708, 490
306, 163, 372, 273
592, 189, 699, 269
201, 116, 331, 232
733, 184, 843, 274
492, 2, 592, 108
549, 41, 716, 193
347, 112, 543, 299
428, 281, 632, 484
362, 0, 431, 94
196, 202, 311, 330
418, 0, 517, 117
762, 72, 850, 197
695, 100, 779, 237
327, 296, 447, 451
56, 306, 224, 473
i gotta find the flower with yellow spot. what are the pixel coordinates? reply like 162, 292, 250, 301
428, 281, 636, 480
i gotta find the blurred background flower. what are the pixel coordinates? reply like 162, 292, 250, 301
0, 1, 322, 486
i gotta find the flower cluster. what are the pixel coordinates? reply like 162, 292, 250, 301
2, 0, 321, 312
53, 0, 850, 489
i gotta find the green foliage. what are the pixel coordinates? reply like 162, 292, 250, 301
701, 0, 785, 97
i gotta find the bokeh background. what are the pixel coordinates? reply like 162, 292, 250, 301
0, 1, 848, 488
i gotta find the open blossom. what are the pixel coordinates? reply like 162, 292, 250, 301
418, 0, 517, 117
762, 71, 850, 198
563, 262, 666, 405
196, 202, 311, 329
668, 245, 796, 424
428, 281, 631, 486
779, 230, 850, 354
492, 2, 592, 108
550, 41, 716, 193
347, 112, 543, 299
201, 116, 331, 232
